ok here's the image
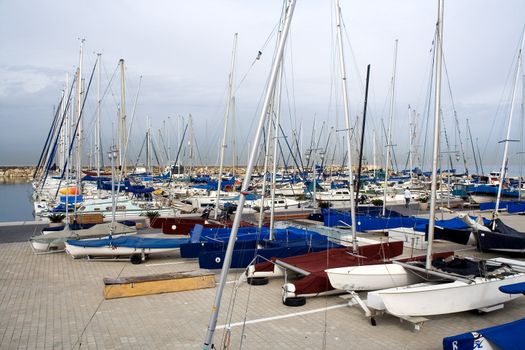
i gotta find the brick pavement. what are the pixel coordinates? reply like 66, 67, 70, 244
0, 211, 524, 349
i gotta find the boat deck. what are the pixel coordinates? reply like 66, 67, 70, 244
1, 209, 525, 349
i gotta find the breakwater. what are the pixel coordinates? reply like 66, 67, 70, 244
0, 167, 34, 178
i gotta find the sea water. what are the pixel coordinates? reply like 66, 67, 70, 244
0, 178, 34, 222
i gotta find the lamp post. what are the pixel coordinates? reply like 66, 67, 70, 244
108, 146, 119, 236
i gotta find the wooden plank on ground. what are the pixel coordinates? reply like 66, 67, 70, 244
103, 271, 215, 299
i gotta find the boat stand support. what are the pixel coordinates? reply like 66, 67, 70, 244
341, 292, 428, 331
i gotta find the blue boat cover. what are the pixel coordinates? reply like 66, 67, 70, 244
443, 317, 525, 350
508, 202, 525, 214
479, 201, 513, 211
199, 238, 341, 269
323, 209, 428, 231
499, 282, 525, 294
66, 235, 188, 248
414, 216, 490, 232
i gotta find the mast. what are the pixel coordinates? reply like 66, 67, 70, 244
408, 105, 413, 182
119, 59, 127, 172
426, 0, 444, 269
335, 0, 358, 251
96, 53, 102, 182
269, 63, 285, 239
258, 99, 274, 228
188, 114, 193, 173
493, 30, 525, 228
232, 96, 237, 177
203, 1, 296, 347
215, 33, 238, 220
466, 119, 479, 175
373, 129, 376, 178
382, 39, 398, 216
355, 64, 371, 204
76, 39, 85, 192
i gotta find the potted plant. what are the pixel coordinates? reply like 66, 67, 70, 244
371, 198, 384, 207
317, 201, 333, 209
142, 210, 160, 228
418, 195, 429, 210
48, 213, 66, 227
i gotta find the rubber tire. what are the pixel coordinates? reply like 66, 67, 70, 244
130, 254, 142, 265
246, 277, 269, 286
283, 296, 306, 307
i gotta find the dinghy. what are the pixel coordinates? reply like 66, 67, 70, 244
30, 221, 137, 253
65, 235, 188, 263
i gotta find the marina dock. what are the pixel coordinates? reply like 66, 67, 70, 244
1, 209, 525, 349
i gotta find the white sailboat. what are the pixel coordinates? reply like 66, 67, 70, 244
363, 1, 525, 319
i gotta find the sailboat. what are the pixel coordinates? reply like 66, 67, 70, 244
362, 1, 525, 319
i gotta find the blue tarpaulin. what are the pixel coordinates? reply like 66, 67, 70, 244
443, 317, 525, 350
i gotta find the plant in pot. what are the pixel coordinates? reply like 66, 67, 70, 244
142, 210, 160, 228
48, 213, 66, 227
418, 194, 429, 210
371, 198, 384, 207
317, 201, 333, 210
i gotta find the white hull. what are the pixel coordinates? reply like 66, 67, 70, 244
326, 264, 422, 291
367, 274, 525, 317
65, 243, 179, 258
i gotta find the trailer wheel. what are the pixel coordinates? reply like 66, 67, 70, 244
246, 277, 269, 286
130, 254, 142, 265
283, 297, 306, 307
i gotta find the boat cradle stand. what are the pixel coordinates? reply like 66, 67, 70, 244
340, 291, 429, 331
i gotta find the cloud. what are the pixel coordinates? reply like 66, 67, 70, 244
0, 65, 63, 97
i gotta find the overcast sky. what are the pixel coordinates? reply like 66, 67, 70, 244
1, 0, 525, 174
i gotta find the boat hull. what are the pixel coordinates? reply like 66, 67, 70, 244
368, 274, 525, 317
326, 264, 421, 291
65, 244, 179, 258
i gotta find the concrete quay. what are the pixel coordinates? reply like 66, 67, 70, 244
0, 209, 525, 349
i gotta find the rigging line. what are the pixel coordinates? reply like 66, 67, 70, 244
192, 132, 206, 167
442, 52, 468, 173
102, 61, 120, 109
422, 33, 437, 172
482, 38, 524, 162
441, 111, 455, 170
233, 17, 281, 94
73, 263, 128, 349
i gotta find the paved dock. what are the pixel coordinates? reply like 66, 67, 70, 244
1, 209, 525, 349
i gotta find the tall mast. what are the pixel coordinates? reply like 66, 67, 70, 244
231, 96, 237, 177
269, 64, 284, 239
466, 119, 479, 175
147, 116, 151, 173
188, 114, 193, 173
203, 1, 296, 347
96, 53, 102, 181
493, 30, 525, 227
355, 64, 371, 204
408, 105, 413, 182
119, 59, 127, 172
76, 39, 85, 191
373, 129, 377, 178
215, 33, 238, 219
382, 39, 398, 216
58, 84, 66, 173
335, 0, 358, 251
426, 0, 444, 269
